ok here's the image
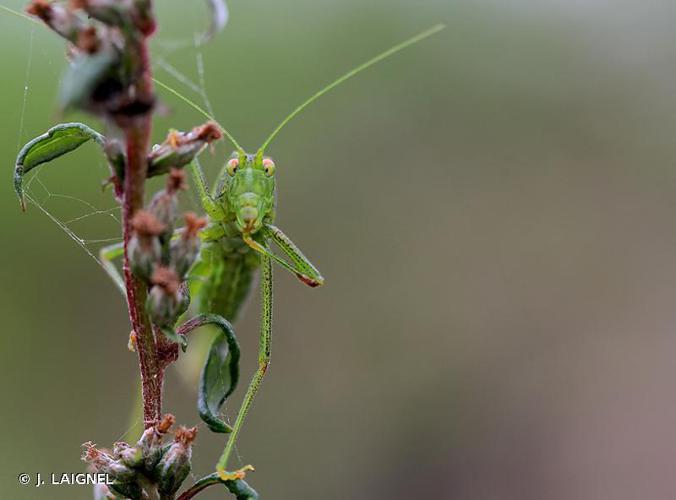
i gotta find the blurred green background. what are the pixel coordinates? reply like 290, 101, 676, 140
3, 0, 676, 498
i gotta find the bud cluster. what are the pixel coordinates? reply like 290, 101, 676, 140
25, 0, 155, 123
128, 169, 206, 348
83, 414, 198, 499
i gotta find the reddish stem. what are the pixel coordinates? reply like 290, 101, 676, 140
121, 35, 164, 427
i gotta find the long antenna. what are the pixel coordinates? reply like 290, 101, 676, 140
258, 23, 445, 153
152, 77, 244, 152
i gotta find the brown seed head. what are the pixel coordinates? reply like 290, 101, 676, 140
183, 212, 207, 239
151, 267, 181, 295
175, 426, 198, 447
167, 168, 187, 194
193, 122, 223, 143
131, 210, 166, 237
157, 413, 176, 434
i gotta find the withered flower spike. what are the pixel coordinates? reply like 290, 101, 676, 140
151, 267, 181, 295
131, 210, 166, 237
183, 212, 207, 239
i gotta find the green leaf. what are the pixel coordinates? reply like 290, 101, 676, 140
14, 122, 105, 210
223, 478, 259, 500
176, 314, 240, 433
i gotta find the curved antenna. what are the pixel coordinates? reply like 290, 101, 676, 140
258, 23, 445, 153
152, 77, 244, 153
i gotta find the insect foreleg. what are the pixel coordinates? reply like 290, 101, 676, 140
216, 254, 272, 478
263, 223, 323, 287
189, 159, 226, 220
242, 226, 323, 287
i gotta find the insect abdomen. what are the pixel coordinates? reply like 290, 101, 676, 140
193, 240, 258, 323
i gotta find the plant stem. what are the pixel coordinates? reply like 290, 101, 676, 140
177, 474, 219, 499
178, 474, 259, 500
121, 34, 163, 427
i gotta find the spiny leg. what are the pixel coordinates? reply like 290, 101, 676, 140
242, 224, 323, 287
99, 242, 126, 295
217, 253, 272, 478
189, 159, 226, 220
263, 223, 323, 286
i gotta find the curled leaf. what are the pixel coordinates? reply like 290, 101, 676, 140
14, 122, 105, 210
199, 0, 229, 45
176, 314, 240, 433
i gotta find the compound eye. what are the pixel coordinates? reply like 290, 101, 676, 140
262, 158, 276, 176
226, 158, 239, 176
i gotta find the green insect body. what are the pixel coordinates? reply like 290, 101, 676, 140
192, 152, 275, 321
188, 151, 322, 322
192, 241, 258, 322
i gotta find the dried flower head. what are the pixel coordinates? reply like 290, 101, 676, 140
150, 267, 181, 295
166, 168, 187, 194
193, 121, 223, 143
183, 212, 207, 239
163, 122, 222, 148
131, 210, 166, 237
157, 413, 176, 434
174, 426, 198, 447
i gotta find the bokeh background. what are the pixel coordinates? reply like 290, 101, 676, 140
3, 0, 676, 498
